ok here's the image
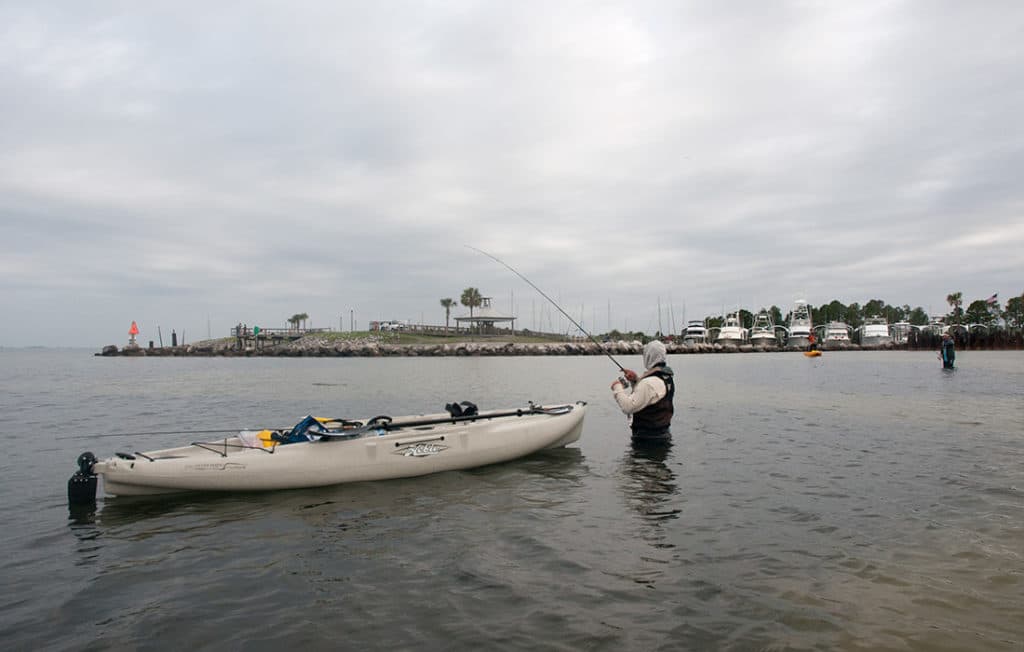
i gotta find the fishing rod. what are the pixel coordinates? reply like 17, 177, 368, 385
466, 245, 628, 374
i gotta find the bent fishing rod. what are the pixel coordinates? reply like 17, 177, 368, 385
466, 245, 628, 375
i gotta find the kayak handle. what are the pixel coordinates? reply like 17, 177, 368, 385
393, 434, 446, 447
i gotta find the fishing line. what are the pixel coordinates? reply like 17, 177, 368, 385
56, 428, 284, 441
466, 245, 628, 374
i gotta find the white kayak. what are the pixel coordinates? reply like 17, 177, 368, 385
70, 402, 586, 499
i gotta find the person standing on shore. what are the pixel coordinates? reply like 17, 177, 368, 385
940, 331, 956, 369
610, 340, 675, 444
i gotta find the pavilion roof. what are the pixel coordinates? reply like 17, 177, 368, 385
454, 298, 515, 323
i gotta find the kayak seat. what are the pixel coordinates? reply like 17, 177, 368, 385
445, 401, 478, 417
272, 415, 330, 445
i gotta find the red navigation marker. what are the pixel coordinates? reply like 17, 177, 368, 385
129, 321, 139, 335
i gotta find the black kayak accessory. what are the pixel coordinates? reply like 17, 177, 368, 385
67, 452, 99, 505
445, 400, 478, 417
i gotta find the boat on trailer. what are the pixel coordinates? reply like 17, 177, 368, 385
69, 402, 586, 501
857, 316, 893, 348
682, 319, 708, 344
891, 321, 912, 345
715, 312, 746, 348
823, 322, 852, 349
786, 299, 813, 349
748, 309, 778, 349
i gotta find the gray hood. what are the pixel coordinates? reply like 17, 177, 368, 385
643, 340, 667, 370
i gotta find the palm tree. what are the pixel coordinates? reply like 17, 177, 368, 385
946, 292, 963, 323
461, 287, 483, 333
288, 313, 309, 331
440, 298, 455, 332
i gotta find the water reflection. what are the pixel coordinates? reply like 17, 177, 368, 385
67, 502, 98, 526
620, 441, 681, 547
66, 503, 104, 568
68, 493, 220, 527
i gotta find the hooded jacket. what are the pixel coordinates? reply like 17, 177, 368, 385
612, 341, 675, 436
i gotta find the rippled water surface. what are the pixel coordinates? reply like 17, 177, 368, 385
1, 349, 1021, 650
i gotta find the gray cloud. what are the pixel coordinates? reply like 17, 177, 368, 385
1, 1, 1022, 346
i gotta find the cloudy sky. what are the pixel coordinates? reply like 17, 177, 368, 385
2, 1, 1022, 347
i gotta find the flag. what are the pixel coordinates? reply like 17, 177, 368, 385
985, 293, 998, 305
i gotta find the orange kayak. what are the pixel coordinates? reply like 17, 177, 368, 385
804, 350, 822, 357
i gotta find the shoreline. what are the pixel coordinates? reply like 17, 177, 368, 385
96, 336, 1022, 357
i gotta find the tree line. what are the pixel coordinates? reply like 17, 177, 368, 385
430, 289, 1024, 337
280, 288, 1022, 338
701, 292, 1024, 332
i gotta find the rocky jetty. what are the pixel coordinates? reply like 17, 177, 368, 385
96, 336, 884, 357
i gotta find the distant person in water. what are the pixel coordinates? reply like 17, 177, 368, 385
940, 331, 956, 369
610, 340, 675, 444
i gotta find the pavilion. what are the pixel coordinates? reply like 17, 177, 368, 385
454, 297, 516, 334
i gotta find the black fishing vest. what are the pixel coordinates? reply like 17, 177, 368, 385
941, 339, 956, 366
631, 366, 675, 436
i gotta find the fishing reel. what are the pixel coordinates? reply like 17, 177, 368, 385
617, 367, 639, 389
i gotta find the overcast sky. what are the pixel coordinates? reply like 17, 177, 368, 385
2, 1, 1022, 347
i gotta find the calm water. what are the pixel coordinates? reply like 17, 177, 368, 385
0, 349, 1021, 651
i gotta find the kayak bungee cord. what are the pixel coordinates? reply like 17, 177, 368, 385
466, 245, 629, 376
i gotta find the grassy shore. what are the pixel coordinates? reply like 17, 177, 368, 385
194, 330, 578, 348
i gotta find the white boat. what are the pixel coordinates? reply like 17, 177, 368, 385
682, 319, 707, 344
786, 299, 813, 348
927, 318, 946, 336
748, 309, 778, 348
857, 316, 892, 348
69, 402, 586, 500
714, 312, 747, 348
891, 321, 912, 345
823, 322, 852, 348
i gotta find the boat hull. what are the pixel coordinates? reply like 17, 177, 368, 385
823, 339, 851, 350
95, 403, 586, 496
749, 334, 778, 348
859, 336, 893, 348
716, 329, 745, 350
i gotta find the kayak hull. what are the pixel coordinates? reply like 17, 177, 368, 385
94, 403, 586, 497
